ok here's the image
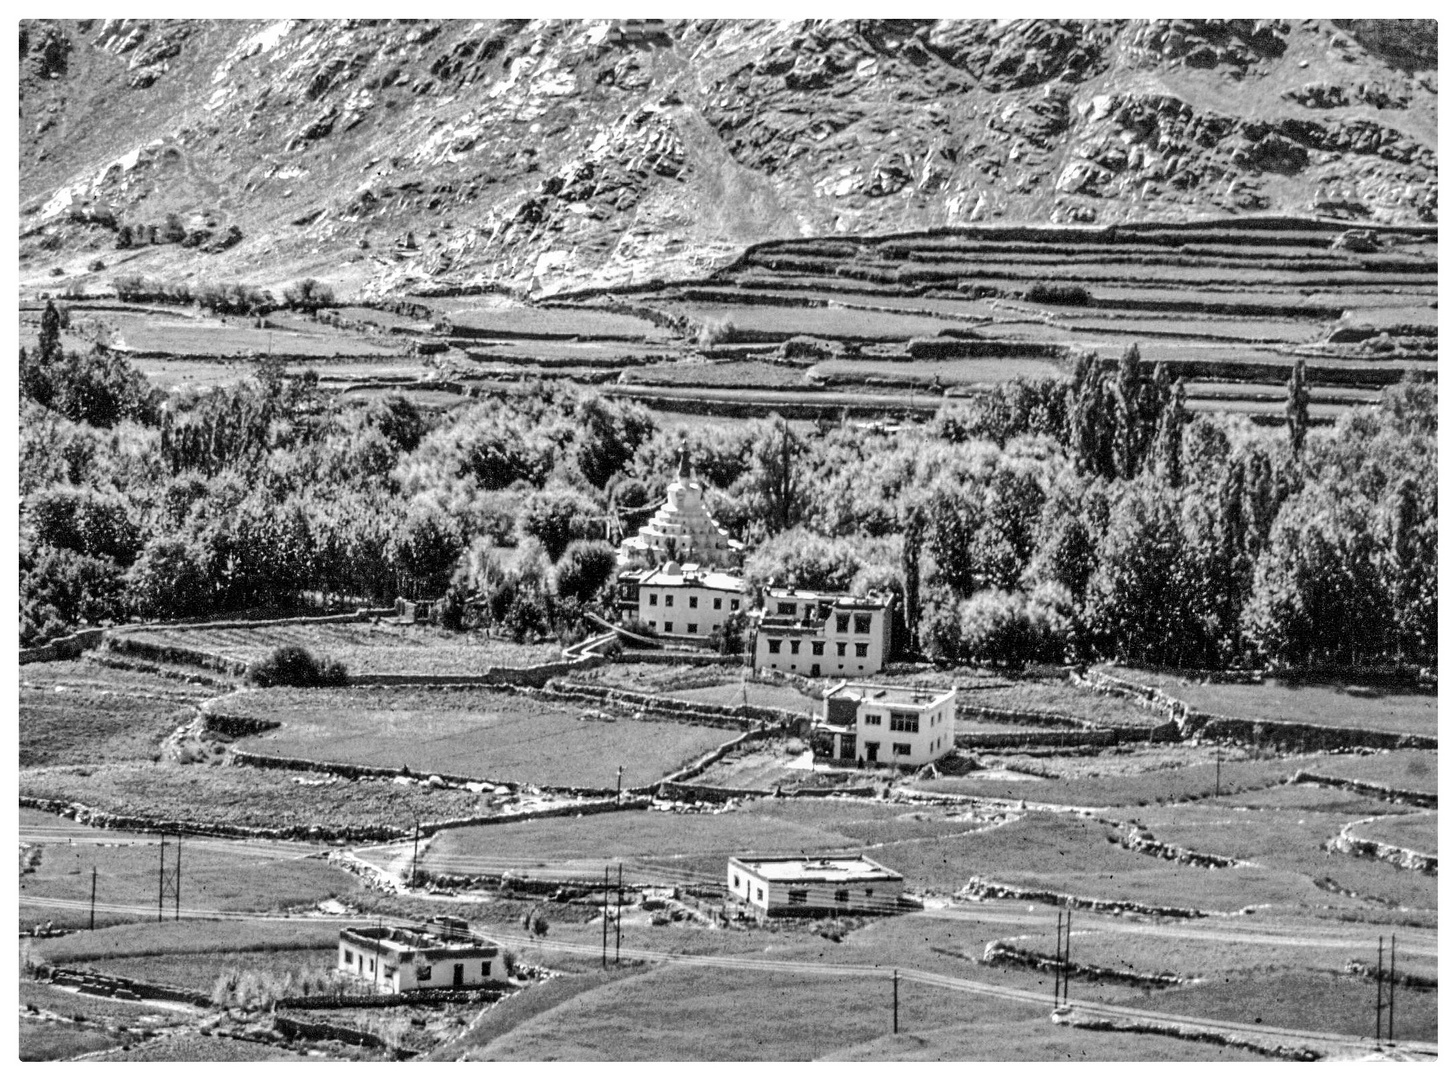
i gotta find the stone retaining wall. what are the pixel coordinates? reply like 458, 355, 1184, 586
1327, 817, 1437, 875
959, 875, 1210, 920
48, 966, 211, 1008
1290, 770, 1437, 809
19, 628, 106, 665
546, 679, 809, 730
1052, 1007, 1320, 1062
982, 942, 1183, 987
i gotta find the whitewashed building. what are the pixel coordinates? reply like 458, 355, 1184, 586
813, 682, 956, 767
338, 918, 506, 993
619, 447, 742, 569
620, 560, 745, 642
727, 855, 904, 918
752, 589, 893, 677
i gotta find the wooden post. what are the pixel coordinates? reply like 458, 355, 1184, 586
157, 836, 166, 923
174, 834, 181, 921
892, 968, 899, 1034
602, 865, 610, 969
1388, 933, 1395, 1044
89, 867, 97, 932
1375, 936, 1384, 1045
1054, 911, 1063, 1006
615, 863, 623, 964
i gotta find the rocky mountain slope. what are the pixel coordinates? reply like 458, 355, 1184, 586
18, 18, 1438, 298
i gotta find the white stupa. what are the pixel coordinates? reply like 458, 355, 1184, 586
620, 446, 742, 568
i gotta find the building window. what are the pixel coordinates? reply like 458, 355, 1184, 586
649, 621, 657, 630
836, 642, 847, 657
789, 640, 800, 655
811, 641, 824, 656
714, 597, 723, 610
777, 601, 797, 616
894, 742, 912, 756
665, 595, 674, 607
855, 642, 869, 658
863, 713, 881, 726
835, 889, 849, 904
836, 613, 850, 633
890, 712, 919, 733
482, 961, 492, 977
866, 888, 874, 898
664, 622, 673, 634
689, 596, 699, 609
854, 613, 872, 635
649, 594, 658, 606
756, 887, 764, 901
731, 599, 740, 610
687, 623, 698, 635
788, 889, 808, 905
767, 639, 782, 654
344, 949, 353, 964
417, 965, 432, 981
733, 875, 740, 888
369, 959, 375, 973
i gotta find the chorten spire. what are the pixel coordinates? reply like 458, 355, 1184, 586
675, 443, 691, 480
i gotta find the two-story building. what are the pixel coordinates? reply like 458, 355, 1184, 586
619, 560, 745, 642
338, 917, 506, 993
751, 588, 893, 677
727, 855, 904, 919
813, 682, 956, 768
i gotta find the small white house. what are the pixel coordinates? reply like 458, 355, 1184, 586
623, 561, 745, 641
338, 918, 505, 993
727, 855, 904, 918
814, 682, 956, 768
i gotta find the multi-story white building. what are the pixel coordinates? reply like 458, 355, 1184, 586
726, 855, 904, 919
813, 682, 956, 768
338, 918, 506, 993
618, 561, 745, 642
751, 589, 893, 677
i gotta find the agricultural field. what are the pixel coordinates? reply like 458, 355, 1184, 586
1106, 667, 1438, 736
953, 678, 1165, 729
1345, 812, 1438, 856
20, 660, 212, 768
111, 621, 562, 675
623, 359, 812, 388
229, 685, 732, 789
17, 761, 491, 838
809, 357, 1066, 386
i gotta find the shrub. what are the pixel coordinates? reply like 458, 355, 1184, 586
695, 317, 737, 348
282, 278, 337, 311
247, 645, 349, 688
1024, 282, 1092, 306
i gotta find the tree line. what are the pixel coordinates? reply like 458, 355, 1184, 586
19, 312, 1435, 675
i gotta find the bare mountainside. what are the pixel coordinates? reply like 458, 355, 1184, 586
19, 18, 1437, 298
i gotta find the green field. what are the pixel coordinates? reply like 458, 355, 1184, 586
1108, 668, 1437, 736
230, 685, 732, 789
18, 762, 490, 838
1346, 812, 1438, 856
112, 622, 562, 675
20, 660, 210, 768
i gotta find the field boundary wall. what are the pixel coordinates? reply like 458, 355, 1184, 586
1288, 769, 1436, 809
271, 1013, 407, 1055
959, 875, 1212, 920
545, 678, 811, 730
1052, 1007, 1320, 1062
1326, 817, 1437, 874
46, 966, 212, 1008
982, 941, 1184, 987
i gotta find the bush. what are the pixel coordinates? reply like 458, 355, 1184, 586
282, 278, 337, 311
553, 539, 619, 604
247, 645, 348, 688
695, 317, 737, 348
1024, 282, 1092, 306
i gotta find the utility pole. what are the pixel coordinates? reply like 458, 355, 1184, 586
1054, 911, 1063, 1006
175, 834, 181, 921
89, 867, 97, 932
1375, 936, 1384, 1045
892, 969, 899, 1034
615, 863, 623, 964
1215, 745, 1222, 798
1388, 933, 1396, 1045
602, 865, 611, 969
157, 835, 166, 924
616, 765, 623, 806
411, 819, 421, 890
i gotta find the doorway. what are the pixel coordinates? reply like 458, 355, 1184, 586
453, 963, 464, 987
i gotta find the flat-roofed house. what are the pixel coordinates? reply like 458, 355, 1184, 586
751, 588, 893, 677
338, 917, 506, 993
619, 560, 745, 642
727, 855, 904, 918
814, 682, 956, 768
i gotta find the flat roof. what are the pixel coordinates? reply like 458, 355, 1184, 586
729, 855, 903, 884
825, 682, 956, 709
636, 568, 744, 591
341, 924, 499, 959
764, 588, 892, 608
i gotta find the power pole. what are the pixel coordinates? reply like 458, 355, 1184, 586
1215, 745, 1222, 798
1388, 933, 1396, 1045
411, 820, 421, 889
1054, 911, 1063, 1006
89, 867, 97, 932
892, 969, 899, 1034
1375, 936, 1384, 1045
1062, 907, 1073, 1008
602, 865, 610, 969
175, 834, 181, 921
157, 832, 166, 925
615, 863, 623, 964
616, 765, 623, 806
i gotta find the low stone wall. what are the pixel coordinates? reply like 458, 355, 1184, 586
1052, 1007, 1320, 1062
656, 726, 778, 788
1118, 825, 1244, 869
1289, 770, 1437, 809
19, 627, 106, 665
48, 966, 211, 1008
347, 654, 601, 689
275, 986, 508, 1010
657, 781, 772, 803
546, 679, 809, 730
955, 729, 1116, 751
956, 704, 1094, 731
616, 648, 730, 666
272, 1013, 405, 1055
959, 876, 1211, 920
1327, 818, 1437, 875
982, 942, 1183, 988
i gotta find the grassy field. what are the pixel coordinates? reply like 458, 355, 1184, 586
19, 831, 361, 931
89, 1033, 313, 1061
1344, 812, 1438, 856
623, 359, 811, 388
956, 679, 1166, 729
432, 301, 671, 340
658, 679, 820, 713
1107, 668, 1437, 735
19, 1016, 131, 1061
18, 762, 490, 837
113, 622, 561, 675
811, 357, 1066, 385
231, 685, 730, 789
1290, 750, 1438, 795
20, 660, 210, 768
36, 919, 344, 965
77, 947, 341, 996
